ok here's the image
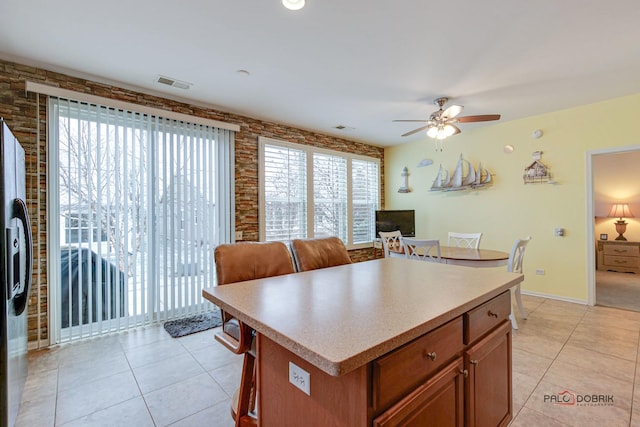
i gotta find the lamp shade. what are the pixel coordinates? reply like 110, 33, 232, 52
426, 124, 460, 140
426, 126, 439, 138
608, 203, 634, 219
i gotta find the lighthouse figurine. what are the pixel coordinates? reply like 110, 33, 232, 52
398, 166, 410, 193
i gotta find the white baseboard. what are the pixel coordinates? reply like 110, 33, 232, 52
521, 290, 589, 306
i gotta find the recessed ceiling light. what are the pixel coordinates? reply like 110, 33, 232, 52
282, 0, 305, 11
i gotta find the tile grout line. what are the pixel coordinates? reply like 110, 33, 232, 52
53, 359, 60, 427
629, 328, 640, 426
49, 337, 153, 427
514, 299, 590, 425
121, 335, 160, 427
179, 328, 237, 401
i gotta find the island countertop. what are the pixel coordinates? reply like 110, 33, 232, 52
202, 257, 523, 377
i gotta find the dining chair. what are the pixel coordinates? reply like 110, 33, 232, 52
448, 231, 483, 249
290, 236, 352, 272
507, 236, 532, 329
402, 237, 442, 263
214, 241, 296, 426
378, 230, 405, 258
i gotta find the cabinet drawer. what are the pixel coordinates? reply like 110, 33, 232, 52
372, 317, 463, 411
373, 357, 464, 427
603, 244, 639, 257
604, 255, 638, 268
464, 291, 510, 344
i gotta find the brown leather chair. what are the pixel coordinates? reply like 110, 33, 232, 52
214, 241, 295, 427
290, 236, 352, 272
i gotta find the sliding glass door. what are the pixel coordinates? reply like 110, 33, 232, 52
49, 98, 233, 342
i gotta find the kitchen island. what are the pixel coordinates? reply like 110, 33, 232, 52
203, 257, 523, 426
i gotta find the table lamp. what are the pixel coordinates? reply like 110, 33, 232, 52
608, 203, 634, 241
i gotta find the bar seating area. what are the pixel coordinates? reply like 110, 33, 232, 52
213, 241, 296, 426
204, 238, 522, 426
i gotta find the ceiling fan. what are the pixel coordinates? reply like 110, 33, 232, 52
394, 97, 501, 140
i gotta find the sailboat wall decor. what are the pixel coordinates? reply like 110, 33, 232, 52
430, 154, 493, 192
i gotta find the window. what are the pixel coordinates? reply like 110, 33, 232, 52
64, 212, 111, 243
313, 153, 347, 241
262, 144, 307, 241
352, 159, 380, 244
259, 137, 380, 248
49, 97, 234, 342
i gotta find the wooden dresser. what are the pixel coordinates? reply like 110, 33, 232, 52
597, 240, 640, 273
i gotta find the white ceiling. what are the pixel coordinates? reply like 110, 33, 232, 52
2, 0, 640, 147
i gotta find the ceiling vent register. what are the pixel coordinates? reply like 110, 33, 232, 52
156, 75, 191, 90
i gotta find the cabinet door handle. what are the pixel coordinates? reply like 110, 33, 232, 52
424, 351, 437, 361
460, 369, 468, 378
470, 360, 478, 365
488, 311, 499, 318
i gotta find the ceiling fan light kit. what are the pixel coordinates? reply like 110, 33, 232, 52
394, 97, 501, 147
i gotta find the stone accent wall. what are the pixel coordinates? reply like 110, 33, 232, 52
0, 58, 385, 346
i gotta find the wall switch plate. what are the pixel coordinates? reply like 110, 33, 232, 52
535, 269, 545, 275
235, 231, 243, 241
289, 362, 310, 395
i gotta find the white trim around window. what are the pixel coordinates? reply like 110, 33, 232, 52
258, 136, 380, 249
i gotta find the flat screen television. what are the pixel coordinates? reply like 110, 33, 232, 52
375, 210, 415, 237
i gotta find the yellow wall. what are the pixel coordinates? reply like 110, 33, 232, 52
384, 93, 640, 302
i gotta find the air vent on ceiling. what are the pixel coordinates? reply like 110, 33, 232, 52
156, 75, 192, 90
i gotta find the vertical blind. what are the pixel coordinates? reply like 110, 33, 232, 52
49, 97, 234, 342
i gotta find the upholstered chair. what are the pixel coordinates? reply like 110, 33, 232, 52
213, 241, 295, 426
290, 237, 352, 272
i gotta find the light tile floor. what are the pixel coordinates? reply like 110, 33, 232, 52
16, 295, 640, 426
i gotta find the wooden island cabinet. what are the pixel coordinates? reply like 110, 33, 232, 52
203, 258, 522, 427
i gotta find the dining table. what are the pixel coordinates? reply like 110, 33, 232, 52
390, 244, 510, 268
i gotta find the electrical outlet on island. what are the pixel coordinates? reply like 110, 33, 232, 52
288, 362, 310, 395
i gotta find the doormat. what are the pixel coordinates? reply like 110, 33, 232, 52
163, 309, 223, 338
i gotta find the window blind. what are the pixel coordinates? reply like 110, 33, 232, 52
262, 144, 308, 241
352, 159, 380, 244
49, 97, 234, 343
259, 137, 380, 247
313, 153, 348, 242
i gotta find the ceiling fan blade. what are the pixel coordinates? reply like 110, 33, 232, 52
450, 124, 461, 135
401, 125, 430, 137
442, 104, 463, 119
456, 114, 501, 123
393, 119, 429, 122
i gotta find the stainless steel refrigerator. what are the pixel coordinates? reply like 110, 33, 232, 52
0, 119, 32, 427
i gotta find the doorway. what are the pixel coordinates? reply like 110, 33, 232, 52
587, 146, 640, 311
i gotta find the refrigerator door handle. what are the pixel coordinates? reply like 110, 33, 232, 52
11, 198, 32, 316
